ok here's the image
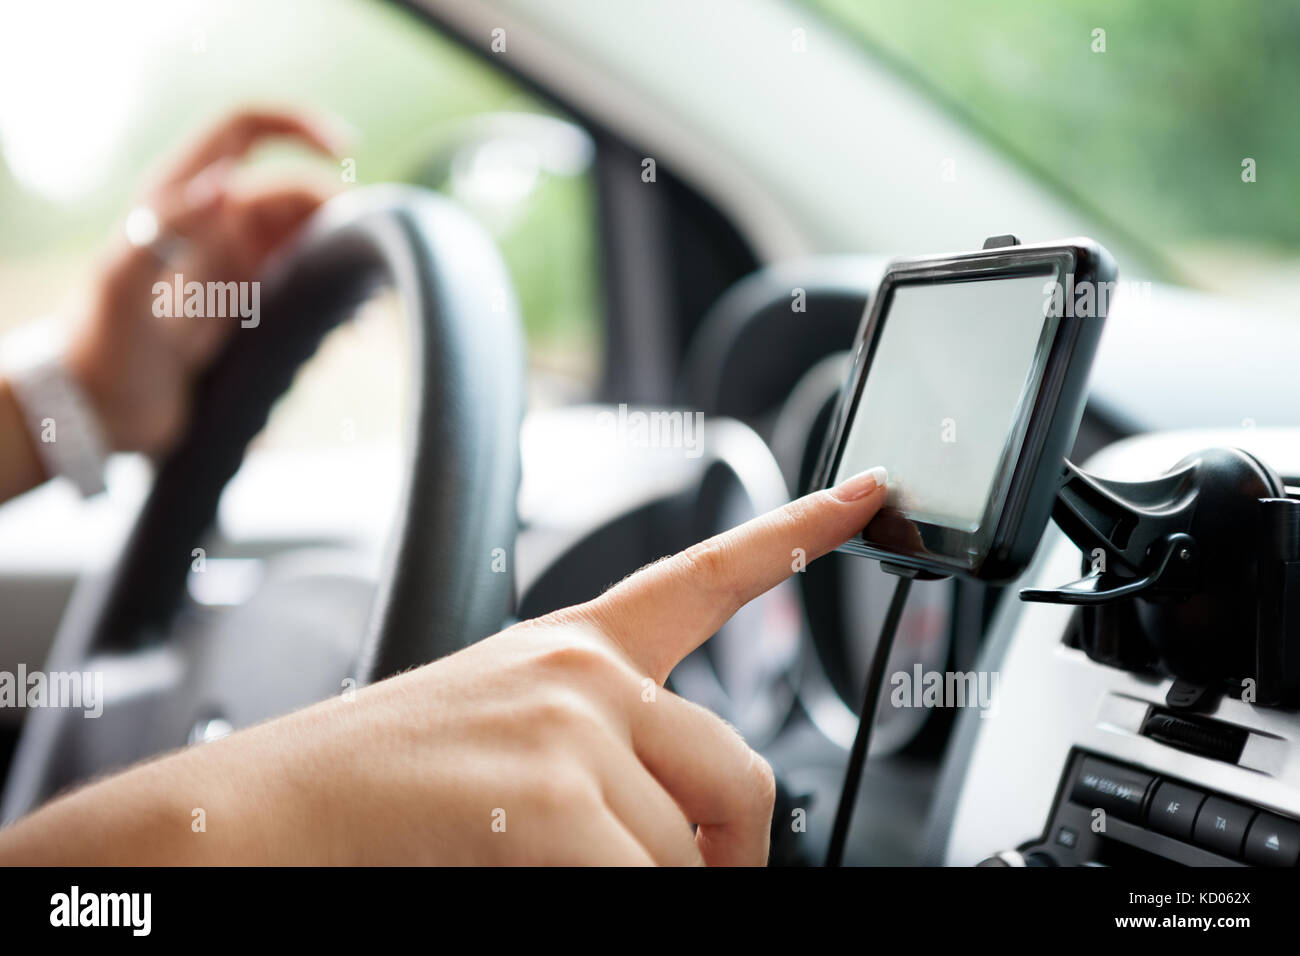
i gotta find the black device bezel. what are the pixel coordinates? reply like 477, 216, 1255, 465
813, 238, 1114, 583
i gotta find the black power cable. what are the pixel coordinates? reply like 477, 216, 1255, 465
825, 571, 913, 867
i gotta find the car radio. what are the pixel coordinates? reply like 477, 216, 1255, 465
981, 750, 1300, 867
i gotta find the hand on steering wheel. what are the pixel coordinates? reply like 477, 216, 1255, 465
65, 109, 341, 457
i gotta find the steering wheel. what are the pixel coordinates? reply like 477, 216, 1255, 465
1, 185, 526, 821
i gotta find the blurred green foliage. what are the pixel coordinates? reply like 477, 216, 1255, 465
803, 0, 1300, 257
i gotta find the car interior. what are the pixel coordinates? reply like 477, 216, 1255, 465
1, 0, 1298, 875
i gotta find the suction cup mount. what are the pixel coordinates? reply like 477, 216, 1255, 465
1020, 447, 1300, 706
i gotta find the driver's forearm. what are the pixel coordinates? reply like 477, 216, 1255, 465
0, 730, 298, 865
0, 759, 199, 865
0, 375, 46, 505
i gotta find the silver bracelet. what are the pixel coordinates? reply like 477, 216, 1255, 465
7, 356, 109, 497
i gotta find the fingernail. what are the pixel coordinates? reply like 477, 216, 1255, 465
832, 466, 888, 502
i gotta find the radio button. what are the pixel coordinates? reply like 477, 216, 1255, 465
1244, 813, 1300, 867
1193, 797, 1256, 859
1070, 757, 1153, 823
1147, 781, 1206, 841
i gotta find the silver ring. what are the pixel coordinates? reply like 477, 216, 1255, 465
123, 206, 188, 266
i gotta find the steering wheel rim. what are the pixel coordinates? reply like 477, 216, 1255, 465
2, 185, 526, 821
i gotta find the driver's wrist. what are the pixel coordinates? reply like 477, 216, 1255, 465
62, 333, 126, 454
3, 340, 110, 497
64, 302, 196, 460
0, 375, 49, 502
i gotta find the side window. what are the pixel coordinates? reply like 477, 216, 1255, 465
0, 0, 602, 463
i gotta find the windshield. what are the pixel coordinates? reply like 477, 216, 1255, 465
800, 0, 1300, 314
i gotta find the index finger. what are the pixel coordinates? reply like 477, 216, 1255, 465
159, 109, 344, 188
582, 466, 889, 682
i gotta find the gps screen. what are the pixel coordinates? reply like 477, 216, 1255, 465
832, 272, 1056, 533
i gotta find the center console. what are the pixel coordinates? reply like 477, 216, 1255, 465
927, 427, 1300, 867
